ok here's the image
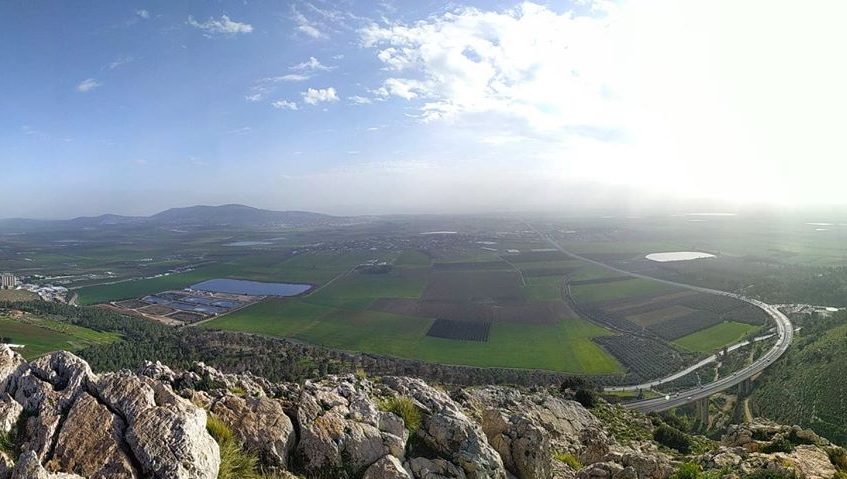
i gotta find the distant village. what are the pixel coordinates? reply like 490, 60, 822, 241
1, 271, 69, 302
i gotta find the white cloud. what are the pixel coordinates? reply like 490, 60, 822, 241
245, 93, 264, 102
106, 55, 133, 70
374, 78, 430, 100
136, 9, 150, 19
291, 56, 333, 72
277, 74, 310, 82
272, 100, 299, 110
348, 95, 373, 105
76, 78, 102, 93
187, 15, 253, 36
302, 87, 339, 105
360, 3, 622, 128
292, 8, 326, 39
356, 0, 847, 206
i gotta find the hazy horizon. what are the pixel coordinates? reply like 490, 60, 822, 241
4, 0, 847, 218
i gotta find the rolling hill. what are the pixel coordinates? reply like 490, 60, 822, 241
0, 204, 342, 231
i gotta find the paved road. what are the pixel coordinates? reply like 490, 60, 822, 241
537, 232, 793, 413
604, 331, 776, 392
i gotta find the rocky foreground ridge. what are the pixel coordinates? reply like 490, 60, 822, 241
0, 345, 844, 479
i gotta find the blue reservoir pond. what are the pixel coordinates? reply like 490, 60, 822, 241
190, 278, 312, 296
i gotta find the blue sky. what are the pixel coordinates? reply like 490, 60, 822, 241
3, 1, 847, 218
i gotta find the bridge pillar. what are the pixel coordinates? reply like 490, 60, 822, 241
696, 397, 709, 425
737, 378, 753, 396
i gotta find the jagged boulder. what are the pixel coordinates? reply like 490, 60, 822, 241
406, 457, 468, 478
699, 447, 744, 469
0, 347, 24, 392
8, 352, 94, 462
0, 394, 22, 434
45, 393, 138, 478
10, 451, 84, 479
0, 452, 14, 479
295, 375, 407, 477
463, 386, 600, 452
123, 381, 220, 479
363, 455, 413, 479
773, 445, 837, 479
579, 427, 611, 465
210, 393, 296, 468
482, 408, 551, 479
577, 461, 625, 479
383, 377, 506, 479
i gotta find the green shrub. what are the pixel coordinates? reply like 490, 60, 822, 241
560, 376, 592, 392
670, 462, 702, 479
553, 452, 582, 470
654, 424, 692, 454
574, 389, 598, 408
0, 431, 15, 456
762, 437, 794, 454
745, 468, 796, 479
828, 447, 847, 470
379, 396, 422, 431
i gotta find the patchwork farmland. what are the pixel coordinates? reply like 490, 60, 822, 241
53, 218, 772, 381
562, 257, 768, 381
201, 245, 623, 374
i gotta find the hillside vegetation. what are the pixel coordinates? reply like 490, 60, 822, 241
752, 311, 847, 445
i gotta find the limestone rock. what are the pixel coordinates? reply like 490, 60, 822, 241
383, 377, 506, 479
463, 386, 600, 452
0, 452, 13, 479
577, 461, 624, 479
296, 375, 405, 477
776, 445, 837, 479
124, 387, 220, 479
406, 457, 468, 479
46, 393, 138, 478
91, 372, 156, 424
481, 408, 551, 479
0, 347, 24, 393
363, 455, 413, 479
579, 427, 611, 465
0, 394, 22, 434
620, 449, 674, 479
210, 393, 295, 468
11, 451, 84, 479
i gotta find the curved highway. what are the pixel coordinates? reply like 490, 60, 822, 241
538, 232, 793, 413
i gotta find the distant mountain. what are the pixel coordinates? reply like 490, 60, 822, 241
0, 204, 341, 231
148, 204, 335, 227
67, 213, 145, 227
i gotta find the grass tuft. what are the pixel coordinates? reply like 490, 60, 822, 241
207, 415, 263, 479
553, 452, 582, 470
379, 396, 422, 432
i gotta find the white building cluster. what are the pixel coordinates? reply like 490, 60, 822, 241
0, 272, 18, 289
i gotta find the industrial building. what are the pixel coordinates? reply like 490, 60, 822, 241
0, 273, 18, 289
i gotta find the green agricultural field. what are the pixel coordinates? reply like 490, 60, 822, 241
570, 278, 678, 304
394, 250, 432, 267
0, 315, 120, 359
201, 298, 621, 374
0, 289, 38, 301
673, 321, 758, 353
75, 250, 381, 305
304, 267, 429, 310
524, 276, 563, 301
